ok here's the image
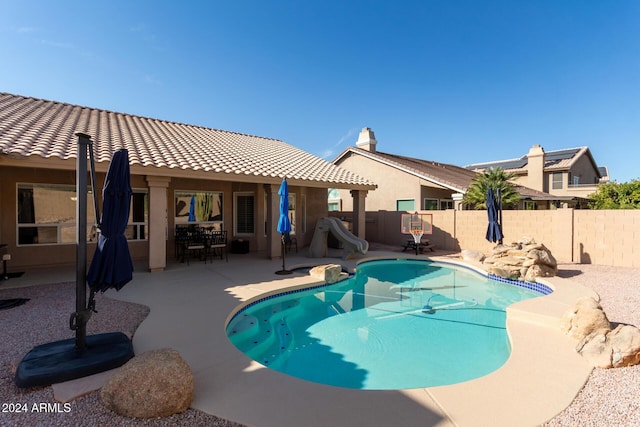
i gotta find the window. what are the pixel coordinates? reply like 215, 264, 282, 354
524, 201, 537, 210
301, 193, 307, 233
440, 200, 454, 210
396, 199, 415, 211
127, 191, 148, 240
552, 172, 563, 190
288, 194, 297, 235
234, 192, 255, 235
263, 191, 268, 236
17, 183, 147, 245
175, 190, 223, 230
423, 199, 438, 210
328, 188, 340, 212
573, 175, 580, 186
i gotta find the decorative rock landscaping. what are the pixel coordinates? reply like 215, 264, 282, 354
561, 297, 640, 369
482, 237, 558, 282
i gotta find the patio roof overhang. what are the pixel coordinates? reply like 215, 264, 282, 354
0, 153, 377, 191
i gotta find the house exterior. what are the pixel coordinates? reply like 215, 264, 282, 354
331, 128, 561, 213
0, 93, 375, 271
465, 144, 608, 208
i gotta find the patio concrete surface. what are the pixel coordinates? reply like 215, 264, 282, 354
4, 246, 597, 427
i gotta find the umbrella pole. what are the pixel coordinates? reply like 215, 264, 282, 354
276, 233, 292, 275
281, 234, 286, 271
497, 188, 503, 245
73, 133, 92, 352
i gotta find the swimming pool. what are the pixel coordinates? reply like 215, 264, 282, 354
226, 259, 548, 390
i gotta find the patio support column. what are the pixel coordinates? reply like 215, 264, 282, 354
146, 176, 171, 272
265, 183, 280, 259
350, 190, 368, 239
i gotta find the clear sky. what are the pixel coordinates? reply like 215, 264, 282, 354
2, 1, 638, 182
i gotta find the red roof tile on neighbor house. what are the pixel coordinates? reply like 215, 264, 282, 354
0, 92, 376, 188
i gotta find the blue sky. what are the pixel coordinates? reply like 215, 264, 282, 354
2, 1, 638, 182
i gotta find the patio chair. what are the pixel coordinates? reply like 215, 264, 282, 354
183, 227, 206, 265
205, 230, 228, 262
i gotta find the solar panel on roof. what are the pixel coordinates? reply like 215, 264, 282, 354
468, 157, 527, 170
545, 148, 579, 161
495, 158, 528, 169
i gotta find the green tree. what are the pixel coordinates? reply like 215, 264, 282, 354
463, 167, 520, 209
588, 179, 640, 209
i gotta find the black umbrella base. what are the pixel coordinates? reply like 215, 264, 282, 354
15, 332, 134, 388
275, 269, 292, 275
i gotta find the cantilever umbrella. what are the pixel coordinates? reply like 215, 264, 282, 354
15, 136, 133, 389
87, 148, 134, 292
275, 178, 292, 275
485, 188, 503, 243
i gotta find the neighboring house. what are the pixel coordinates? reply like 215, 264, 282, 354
331, 128, 561, 212
465, 144, 608, 208
0, 93, 375, 271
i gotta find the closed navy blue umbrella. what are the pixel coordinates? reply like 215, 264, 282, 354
188, 195, 196, 222
87, 149, 134, 292
486, 188, 503, 243
276, 179, 292, 274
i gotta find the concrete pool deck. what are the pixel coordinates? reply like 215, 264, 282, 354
7, 247, 597, 426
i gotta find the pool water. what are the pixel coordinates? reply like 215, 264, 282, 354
226, 259, 545, 390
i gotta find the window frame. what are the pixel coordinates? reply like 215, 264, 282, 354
396, 199, 415, 211
234, 191, 255, 236
16, 182, 148, 246
552, 172, 564, 190
423, 198, 438, 210
174, 190, 224, 231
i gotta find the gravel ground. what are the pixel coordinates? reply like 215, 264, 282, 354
0, 283, 242, 427
1, 264, 638, 427
542, 264, 640, 427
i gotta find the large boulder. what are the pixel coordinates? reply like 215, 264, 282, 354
309, 264, 344, 284
524, 264, 557, 282
560, 297, 611, 340
527, 248, 558, 271
609, 325, 640, 367
460, 249, 485, 263
101, 348, 194, 418
575, 328, 616, 368
577, 325, 640, 368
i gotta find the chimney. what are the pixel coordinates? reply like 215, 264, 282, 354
356, 127, 377, 152
527, 144, 545, 192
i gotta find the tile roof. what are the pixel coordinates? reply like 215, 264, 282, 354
334, 147, 558, 200
0, 92, 375, 189
335, 147, 479, 192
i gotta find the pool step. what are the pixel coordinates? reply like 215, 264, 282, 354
244, 319, 294, 365
227, 314, 260, 341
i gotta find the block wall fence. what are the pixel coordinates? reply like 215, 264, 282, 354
331, 209, 640, 268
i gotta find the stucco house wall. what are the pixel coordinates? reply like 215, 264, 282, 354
333, 152, 424, 212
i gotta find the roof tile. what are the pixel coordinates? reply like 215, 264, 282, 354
0, 92, 375, 188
